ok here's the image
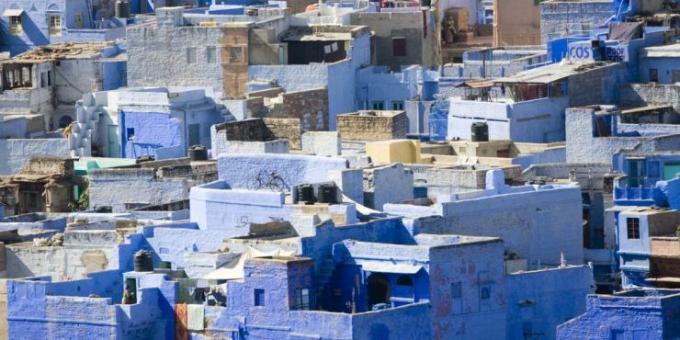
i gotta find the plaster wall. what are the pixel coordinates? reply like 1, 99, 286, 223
448, 96, 568, 143
507, 266, 594, 340
216, 153, 348, 189
565, 107, 680, 164
88, 169, 193, 212
301, 131, 341, 156
0, 138, 71, 175
556, 293, 675, 339
540, 1, 614, 43
127, 25, 225, 95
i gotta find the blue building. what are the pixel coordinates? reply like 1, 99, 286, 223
1, 150, 597, 339
75, 87, 226, 159
0, 0, 127, 56
614, 208, 680, 288
557, 289, 680, 339
640, 43, 680, 84
0, 42, 127, 131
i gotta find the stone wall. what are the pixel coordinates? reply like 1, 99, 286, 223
213, 118, 302, 150
127, 22, 225, 95
19, 157, 74, 177
216, 119, 269, 142
568, 63, 625, 107
619, 83, 680, 113
540, 1, 614, 43
221, 25, 250, 99
267, 87, 330, 132
337, 111, 409, 141
350, 11, 438, 70
263, 118, 302, 150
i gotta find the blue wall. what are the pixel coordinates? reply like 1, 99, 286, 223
558, 290, 680, 339
120, 111, 184, 159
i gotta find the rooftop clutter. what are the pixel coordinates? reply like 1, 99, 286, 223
4, 0, 680, 338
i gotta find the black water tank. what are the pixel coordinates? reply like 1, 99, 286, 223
134, 250, 153, 272
317, 183, 338, 204
189, 145, 208, 161
471, 122, 489, 142
294, 184, 315, 204
115, 0, 130, 18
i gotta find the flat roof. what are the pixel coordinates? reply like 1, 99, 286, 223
621, 105, 673, 115
1, 42, 112, 64
643, 43, 680, 58
495, 61, 616, 85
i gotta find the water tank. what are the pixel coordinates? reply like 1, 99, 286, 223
189, 145, 208, 161
471, 122, 489, 142
134, 250, 153, 272
317, 184, 338, 204
294, 184, 315, 204
115, 0, 130, 18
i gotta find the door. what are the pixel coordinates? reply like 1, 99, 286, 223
188, 124, 200, 147
627, 159, 645, 187
664, 162, 680, 180
107, 125, 120, 157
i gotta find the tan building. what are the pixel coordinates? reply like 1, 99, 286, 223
493, 0, 541, 47
337, 110, 409, 142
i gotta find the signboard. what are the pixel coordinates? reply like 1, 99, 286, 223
566, 41, 629, 62
567, 42, 594, 61
604, 45, 628, 62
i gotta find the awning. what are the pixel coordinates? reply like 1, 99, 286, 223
456, 79, 494, 89
360, 261, 424, 274
3, 9, 24, 17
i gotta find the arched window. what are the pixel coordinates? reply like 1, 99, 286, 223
396, 275, 413, 287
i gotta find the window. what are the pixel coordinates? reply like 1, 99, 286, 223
254, 289, 265, 306
480, 286, 490, 300
28, 192, 39, 208
392, 101, 404, 111
392, 37, 406, 57
673, 70, 680, 83
186, 47, 196, 64
396, 275, 413, 287
126, 128, 135, 141
627, 159, 646, 188
451, 282, 462, 314
229, 47, 243, 63
9, 15, 22, 34
626, 217, 640, 239
74, 13, 83, 28
581, 192, 591, 205
206, 46, 216, 63
650, 68, 659, 82
49, 15, 61, 36
188, 124, 200, 146
372, 101, 385, 110
294, 288, 310, 310
47, 71, 52, 86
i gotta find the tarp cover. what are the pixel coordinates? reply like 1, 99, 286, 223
609, 22, 643, 43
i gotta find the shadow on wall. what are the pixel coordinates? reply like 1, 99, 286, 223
4, 14, 49, 55
369, 323, 390, 340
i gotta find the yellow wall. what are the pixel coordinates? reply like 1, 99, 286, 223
366, 140, 423, 165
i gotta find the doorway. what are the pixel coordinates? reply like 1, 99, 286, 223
367, 273, 390, 308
